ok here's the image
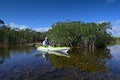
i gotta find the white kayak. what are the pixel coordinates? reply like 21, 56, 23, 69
37, 46, 70, 57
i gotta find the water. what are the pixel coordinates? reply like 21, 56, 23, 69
0, 45, 120, 80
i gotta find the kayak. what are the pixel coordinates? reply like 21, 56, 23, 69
37, 46, 70, 51
37, 46, 70, 57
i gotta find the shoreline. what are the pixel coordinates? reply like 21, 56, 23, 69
0, 42, 42, 48
25, 42, 42, 47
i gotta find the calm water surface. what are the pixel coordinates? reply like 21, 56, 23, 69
0, 45, 120, 80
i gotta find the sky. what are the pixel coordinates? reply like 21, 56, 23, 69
0, 0, 120, 37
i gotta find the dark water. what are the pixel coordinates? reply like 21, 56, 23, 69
0, 45, 120, 80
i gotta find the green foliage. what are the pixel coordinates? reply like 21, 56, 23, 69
0, 19, 113, 48
0, 19, 45, 46
114, 37, 120, 44
0, 19, 4, 25
47, 21, 113, 48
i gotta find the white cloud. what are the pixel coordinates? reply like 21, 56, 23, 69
106, 0, 117, 4
97, 21, 108, 24
33, 27, 51, 32
110, 20, 120, 37
98, 20, 120, 37
9, 23, 28, 29
9, 22, 51, 32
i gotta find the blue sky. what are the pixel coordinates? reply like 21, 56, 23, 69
0, 0, 120, 36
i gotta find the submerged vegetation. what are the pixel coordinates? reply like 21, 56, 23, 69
0, 19, 114, 48
50, 48, 111, 72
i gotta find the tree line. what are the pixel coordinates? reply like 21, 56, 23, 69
0, 19, 45, 46
0, 19, 114, 48
46, 21, 113, 48
114, 37, 120, 44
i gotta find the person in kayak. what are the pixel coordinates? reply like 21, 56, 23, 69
43, 37, 50, 47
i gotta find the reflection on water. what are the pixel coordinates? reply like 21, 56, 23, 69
0, 45, 120, 80
50, 48, 112, 72
0, 46, 35, 64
